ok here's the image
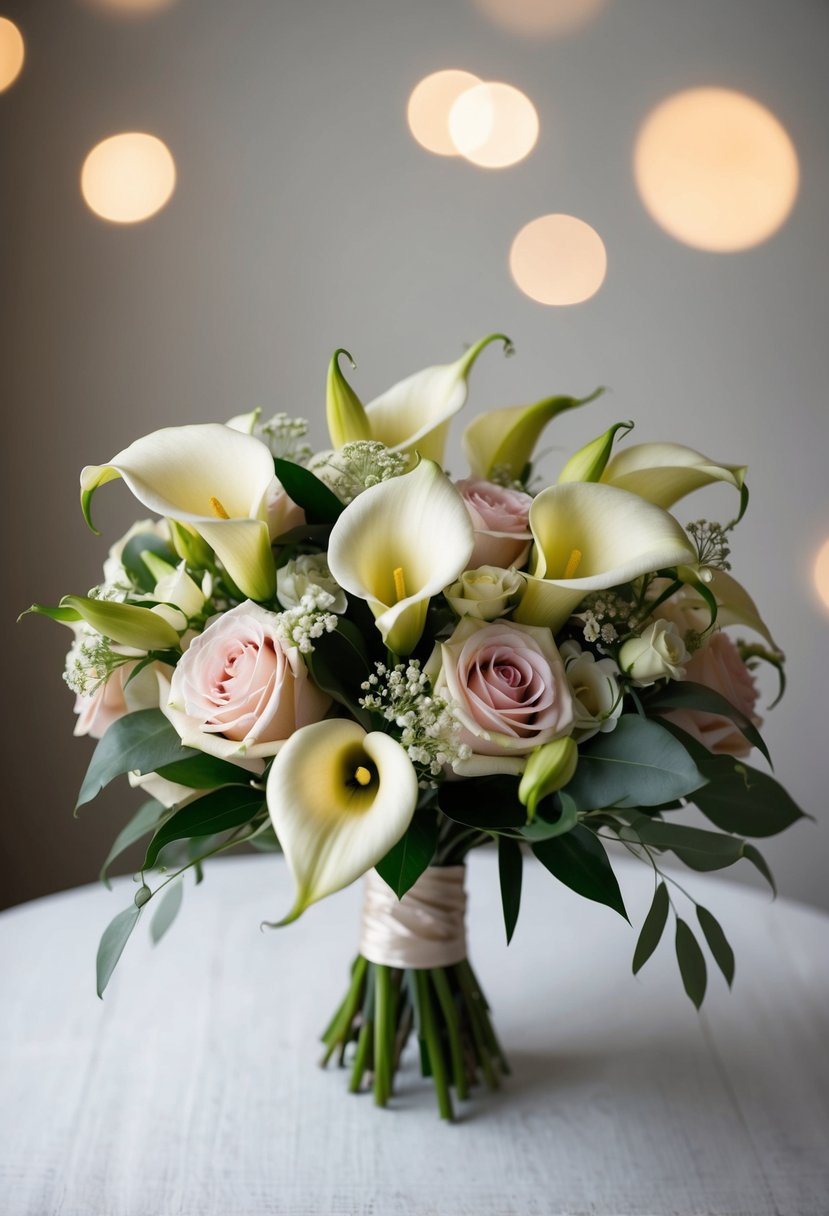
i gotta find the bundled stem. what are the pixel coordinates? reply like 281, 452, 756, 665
320, 954, 508, 1120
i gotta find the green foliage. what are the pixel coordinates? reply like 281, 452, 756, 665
99, 798, 167, 888
675, 918, 707, 1009
497, 836, 523, 945
375, 807, 439, 898
690, 755, 808, 838
563, 717, 706, 811
96, 905, 141, 999
532, 825, 628, 920
632, 881, 669, 975
120, 531, 177, 591
142, 786, 266, 870
273, 457, 344, 525
621, 813, 775, 892
696, 906, 735, 987
155, 753, 256, 790
77, 709, 198, 810
645, 680, 771, 765
150, 881, 184, 945
306, 620, 373, 728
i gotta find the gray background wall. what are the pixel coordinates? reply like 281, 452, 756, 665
2, 0, 827, 911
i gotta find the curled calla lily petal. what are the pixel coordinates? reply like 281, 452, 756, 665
80, 424, 277, 601
601, 442, 747, 512
225, 407, 262, 434
266, 719, 419, 923
327, 458, 474, 655
24, 594, 181, 651
364, 333, 512, 463
558, 421, 634, 484
514, 482, 697, 632
326, 348, 372, 448
462, 388, 604, 481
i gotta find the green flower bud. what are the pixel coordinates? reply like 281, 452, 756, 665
518, 737, 578, 821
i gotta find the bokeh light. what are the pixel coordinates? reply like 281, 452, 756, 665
449, 82, 539, 169
407, 69, 481, 157
814, 538, 829, 613
634, 87, 799, 252
81, 133, 176, 223
510, 214, 607, 305
0, 17, 25, 93
83, 0, 177, 12
470, 0, 608, 38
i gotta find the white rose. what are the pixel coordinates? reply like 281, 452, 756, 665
619, 619, 689, 686
444, 565, 525, 622
560, 640, 623, 742
277, 554, 347, 614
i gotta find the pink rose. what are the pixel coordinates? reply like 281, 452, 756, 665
661, 631, 761, 758
73, 658, 163, 739
427, 618, 574, 775
455, 479, 533, 570
267, 480, 306, 541
164, 601, 330, 760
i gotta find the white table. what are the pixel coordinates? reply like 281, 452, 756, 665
1, 851, 827, 1216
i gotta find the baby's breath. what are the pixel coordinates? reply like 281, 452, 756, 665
63, 632, 129, 697
309, 441, 409, 504
359, 660, 471, 783
686, 519, 732, 572
272, 585, 338, 654
257, 413, 313, 465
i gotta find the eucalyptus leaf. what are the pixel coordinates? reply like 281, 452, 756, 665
632, 881, 669, 975
691, 757, 808, 838
150, 881, 184, 945
77, 709, 198, 810
497, 836, 523, 945
375, 807, 439, 898
155, 753, 256, 790
743, 844, 777, 895
273, 458, 344, 525
96, 904, 141, 998
623, 816, 747, 870
647, 680, 771, 765
563, 717, 706, 812
533, 825, 628, 920
675, 918, 707, 1009
696, 906, 735, 987
143, 786, 265, 870
99, 799, 168, 888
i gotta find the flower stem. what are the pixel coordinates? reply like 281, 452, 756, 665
373, 963, 394, 1107
415, 969, 454, 1121
431, 967, 468, 1101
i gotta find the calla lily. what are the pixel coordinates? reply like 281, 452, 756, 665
601, 443, 747, 514
558, 421, 634, 484
362, 333, 511, 463
141, 552, 207, 620
462, 387, 604, 481
326, 349, 372, 448
327, 458, 474, 655
25, 594, 181, 651
80, 424, 277, 601
266, 719, 418, 923
514, 482, 697, 632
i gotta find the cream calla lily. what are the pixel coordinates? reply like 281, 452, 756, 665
558, 421, 634, 484
327, 458, 474, 655
266, 719, 418, 923
601, 442, 747, 512
514, 482, 697, 632
80, 424, 277, 601
362, 333, 511, 463
462, 388, 604, 481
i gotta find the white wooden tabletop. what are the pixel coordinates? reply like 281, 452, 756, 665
1, 849, 827, 1216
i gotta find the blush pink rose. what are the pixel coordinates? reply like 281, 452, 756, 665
455, 479, 533, 570
165, 601, 330, 759
661, 631, 761, 758
73, 658, 163, 739
267, 481, 306, 542
427, 618, 574, 775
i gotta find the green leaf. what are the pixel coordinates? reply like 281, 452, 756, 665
647, 680, 771, 766
632, 881, 670, 974
743, 844, 776, 895
20, 602, 82, 625
563, 717, 706, 812
624, 816, 747, 871
675, 918, 707, 1009
120, 532, 177, 592
306, 620, 372, 728
533, 825, 628, 920
99, 798, 167, 888
273, 458, 344, 525
691, 757, 808, 838
497, 835, 523, 944
150, 881, 184, 945
96, 905, 141, 998
518, 791, 579, 841
143, 786, 266, 870
77, 710, 199, 810
155, 753, 255, 790
375, 807, 439, 898
696, 906, 735, 987
437, 775, 526, 831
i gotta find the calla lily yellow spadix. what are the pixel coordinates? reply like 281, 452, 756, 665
360, 334, 512, 464
462, 387, 604, 481
327, 458, 474, 655
265, 719, 419, 924
601, 442, 747, 512
80, 424, 277, 601
514, 482, 697, 633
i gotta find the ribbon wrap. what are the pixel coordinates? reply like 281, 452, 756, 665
359, 865, 467, 969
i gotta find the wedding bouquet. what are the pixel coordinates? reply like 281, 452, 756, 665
27, 334, 806, 1120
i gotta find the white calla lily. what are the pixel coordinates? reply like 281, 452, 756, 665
601, 442, 747, 512
266, 719, 418, 923
327, 458, 474, 655
80, 424, 277, 600
515, 482, 696, 632
363, 333, 511, 463
463, 388, 603, 481
142, 553, 206, 620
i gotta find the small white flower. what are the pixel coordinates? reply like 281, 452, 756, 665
277, 555, 347, 614
560, 640, 623, 743
619, 619, 689, 686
